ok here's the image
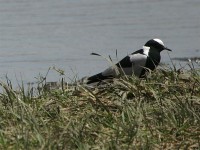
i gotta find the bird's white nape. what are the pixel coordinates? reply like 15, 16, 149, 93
153, 39, 164, 46
142, 46, 150, 56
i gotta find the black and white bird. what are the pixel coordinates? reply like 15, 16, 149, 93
87, 38, 172, 84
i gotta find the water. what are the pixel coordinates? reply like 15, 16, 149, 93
0, 0, 200, 85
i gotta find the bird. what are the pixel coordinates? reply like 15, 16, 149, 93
86, 38, 172, 84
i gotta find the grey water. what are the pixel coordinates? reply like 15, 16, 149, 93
0, 0, 200, 85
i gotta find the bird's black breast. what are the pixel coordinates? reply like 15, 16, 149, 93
147, 50, 161, 69
140, 50, 161, 77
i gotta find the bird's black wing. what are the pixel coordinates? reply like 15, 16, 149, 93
131, 49, 144, 55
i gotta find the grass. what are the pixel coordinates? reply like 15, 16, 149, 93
0, 63, 199, 149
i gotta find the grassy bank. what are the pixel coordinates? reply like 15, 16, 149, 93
0, 66, 199, 149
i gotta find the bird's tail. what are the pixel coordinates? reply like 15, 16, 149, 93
87, 73, 112, 84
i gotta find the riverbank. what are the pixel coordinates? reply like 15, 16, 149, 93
0, 66, 199, 149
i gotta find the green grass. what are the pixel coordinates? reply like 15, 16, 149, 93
0, 65, 199, 149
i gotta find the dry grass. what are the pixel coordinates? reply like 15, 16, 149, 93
0, 64, 199, 149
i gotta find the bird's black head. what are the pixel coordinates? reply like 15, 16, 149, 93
144, 39, 172, 52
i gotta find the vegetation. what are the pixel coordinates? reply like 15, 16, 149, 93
0, 63, 199, 149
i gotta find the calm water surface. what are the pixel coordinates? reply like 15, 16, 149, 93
0, 0, 200, 84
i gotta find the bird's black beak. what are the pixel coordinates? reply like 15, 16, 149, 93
165, 47, 172, 51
